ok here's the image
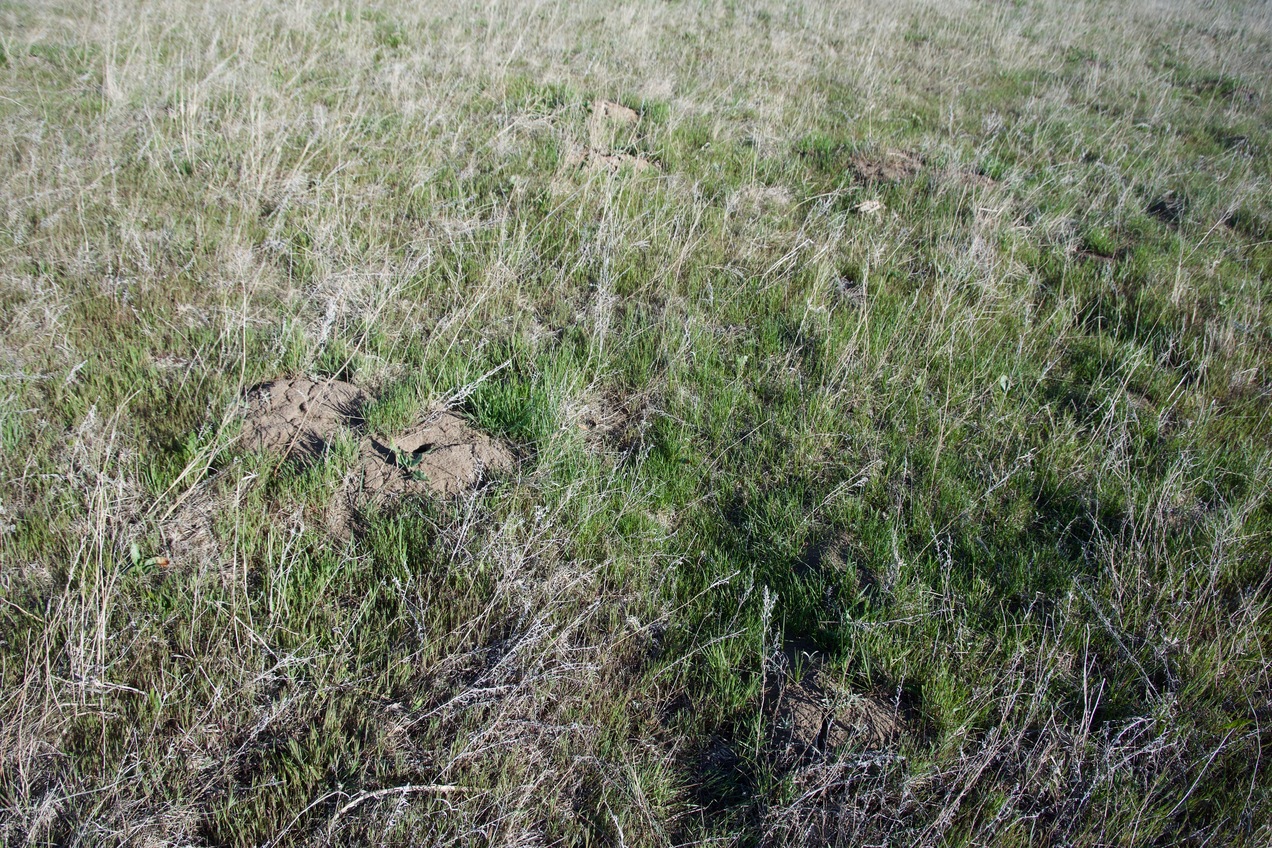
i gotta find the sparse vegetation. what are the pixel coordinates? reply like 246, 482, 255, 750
1, 0, 1270, 844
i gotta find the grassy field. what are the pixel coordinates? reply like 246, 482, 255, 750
2, 0, 1271, 844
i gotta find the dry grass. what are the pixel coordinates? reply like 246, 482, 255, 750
2, 0, 1271, 844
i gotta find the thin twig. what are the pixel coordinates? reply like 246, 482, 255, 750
326, 784, 469, 835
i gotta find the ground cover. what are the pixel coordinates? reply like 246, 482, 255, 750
1, 0, 1271, 844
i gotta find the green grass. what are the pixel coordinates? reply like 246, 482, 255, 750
1, 0, 1271, 845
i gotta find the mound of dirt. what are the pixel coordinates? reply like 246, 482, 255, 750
569, 102, 656, 174
240, 378, 367, 463
768, 652, 904, 766
241, 378, 512, 537
369, 412, 513, 498
327, 413, 514, 537
565, 143, 658, 174
591, 151, 658, 172
590, 99, 639, 126
851, 150, 923, 183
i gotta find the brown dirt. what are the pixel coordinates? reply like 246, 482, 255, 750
1147, 191, 1186, 226
850, 150, 923, 183
732, 184, 794, 217
381, 412, 513, 496
160, 487, 223, 570
565, 143, 658, 174
240, 377, 367, 463
569, 97, 655, 175
833, 275, 867, 307
569, 393, 646, 448
241, 378, 512, 537
591, 151, 657, 172
937, 165, 999, 190
590, 99, 639, 126
768, 653, 904, 766
960, 170, 999, 189
327, 412, 514, 537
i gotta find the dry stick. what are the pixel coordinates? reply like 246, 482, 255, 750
325, 784, 469, 836
438, 358, 513, 410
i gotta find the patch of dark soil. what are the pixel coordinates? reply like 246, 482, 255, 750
798, 533, 882, 606
766, 650, 907, 770
1224, 206, 1271, 241
692, 734, 755, 815
933, 165, 998, 190
959, 169, 999, 188
1074, 245, 1128, 264
850, 150, 923, 183
797, 535, 850, 578
1147, 191, 1186, 226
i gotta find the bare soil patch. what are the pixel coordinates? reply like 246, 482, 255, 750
241, 378, 512, 537
569, 102, 657, 174
328, 413, 514, 537
160, 484, 224, 570
240, 378, 367, 463
564, 391, 652, 452
962, 170, 999, 188
590, 151, 659, 173
1147, 191, 1186, 226
373, 412, 514, 498
731, 184, 794, 217
941, 167, 999, 189
851, 150, 923, 183
589, 99, 639, 126
565, 143, 658, 174
767, 651, 904, 767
